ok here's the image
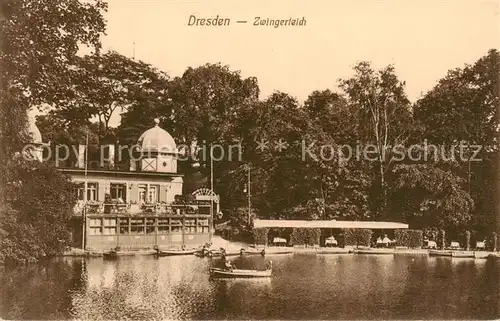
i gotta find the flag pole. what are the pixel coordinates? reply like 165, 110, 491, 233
81, 131, 89, 250
210, 143, 214, 242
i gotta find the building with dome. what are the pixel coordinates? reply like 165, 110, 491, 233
54, 119, 213, 251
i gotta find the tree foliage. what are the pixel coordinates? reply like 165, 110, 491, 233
0, 0, 107, 161
4, 1, 495, 263
389, 164, 474, 232
0, 158, 77, 264
0, 0, 106, 264
413, 49, 499, 234
339, 62, 412, 218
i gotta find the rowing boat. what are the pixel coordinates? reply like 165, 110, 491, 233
429, 250, 452, 257
356, 248, 394, 255
198, 250, 240, 257
103, 251, 118, 259
156, 249, 198, 256
241, 248, 266, 256
451, 251, 474, 258
102, 251, 135, 259
209, 267, 272, 278
474, 251, 490, 259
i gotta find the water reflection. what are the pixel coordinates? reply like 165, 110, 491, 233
0, 255, 498, 319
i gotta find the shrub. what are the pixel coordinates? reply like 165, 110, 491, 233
343, 229, 372, 247
465, 230, 471, 251
395, 230, 423, 248
252, 228, 268, 245
439, 230, 446, 249
0, 159, 76, 264
308, 229, 321, 246
423, 227, 439, 241
290, 228, 321, 246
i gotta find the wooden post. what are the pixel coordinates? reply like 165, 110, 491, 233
247, 166, 251, 227
465, 230, 470, 251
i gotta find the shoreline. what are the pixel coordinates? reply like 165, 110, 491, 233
61, 246, 500, 259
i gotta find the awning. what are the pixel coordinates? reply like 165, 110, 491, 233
253, 219, 408, 229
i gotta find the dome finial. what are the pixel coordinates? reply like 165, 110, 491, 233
154, 118, 160, 126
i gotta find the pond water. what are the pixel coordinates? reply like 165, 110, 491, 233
0, 254, 498, 320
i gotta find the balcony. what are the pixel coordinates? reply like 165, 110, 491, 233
73, 200, 212, 216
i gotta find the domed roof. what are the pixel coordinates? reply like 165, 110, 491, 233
137, 118, 177, 153
25, 116, 43, 144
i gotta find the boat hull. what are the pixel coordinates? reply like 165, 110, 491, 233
452, 251, 475, 258
356, 249, 394, 255
209, 267, 272, 278
474, 251, 490, 259
241, 249, 266, 256
202, 250, 241, 257
429, 250, 452, 257
103, 252, 118, 259
156, 249, 197, 256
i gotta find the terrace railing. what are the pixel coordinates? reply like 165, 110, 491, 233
73, 201, 211, 216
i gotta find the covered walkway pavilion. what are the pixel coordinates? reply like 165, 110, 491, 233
253, 219, 409, 247
253, 220, 409, 229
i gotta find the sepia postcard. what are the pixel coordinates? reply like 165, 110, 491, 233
0, 0, 499, 320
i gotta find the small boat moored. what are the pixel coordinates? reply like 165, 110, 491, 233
103, 251, 118, 259
196, 248, 240, 258
155, 249, 198, 256
356, 248, 394, 255
474, 251, 490, 259
451, 251, 474, 258
429, 250, 452, 257
240, 248, 266, 256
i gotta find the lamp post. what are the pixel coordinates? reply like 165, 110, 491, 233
210, 143, 214, 241
246, 165, 251, 227
81, 131, 89, 250
0, 6, 7, 164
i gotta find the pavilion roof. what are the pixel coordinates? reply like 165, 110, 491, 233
253, 219, 408, 229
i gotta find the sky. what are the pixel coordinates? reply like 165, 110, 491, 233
56, 0, 500, 127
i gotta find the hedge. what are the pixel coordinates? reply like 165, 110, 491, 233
252, 228, 268, 245
290, 228, 321, 246
395, 230, 423, 248
343, 228, 372, 247
439, 230, 446, 249
465, 230, 471, 251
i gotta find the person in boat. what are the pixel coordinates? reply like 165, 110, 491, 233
376, 236, 383, 248
181, 244, 186, 251
265, 260, 273, 270
224, 259, 234, 271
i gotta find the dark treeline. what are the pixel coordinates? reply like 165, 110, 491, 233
0, 0, 497, 263
38, 50, 499, 240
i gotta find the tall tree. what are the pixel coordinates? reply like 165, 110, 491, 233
0, 0, 107, 162
413, 49, 499, 233
339, 62, 412, 218
49, 51, 169, 144
0, 158, 77, 264
167, 63, 260, 145
389, 163, 474, 236
303, 89, 357, 144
